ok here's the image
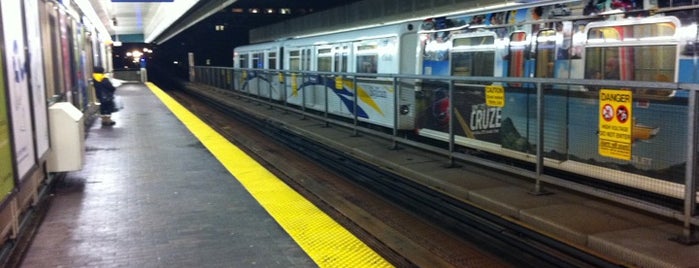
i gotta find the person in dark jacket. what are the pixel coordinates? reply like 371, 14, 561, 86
93, 66, 117, 126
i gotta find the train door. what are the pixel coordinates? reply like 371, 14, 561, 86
326, 43, 351, 117
284, 46, 313, 107
259, 48, 283, 101
301, 47, 313, 106
233, 51, 248, 92
247, 51, 263, 96
267, 48, 283, 100
284, 48, 303, 106
350, 38, 401, 128
310, 45, 332, 110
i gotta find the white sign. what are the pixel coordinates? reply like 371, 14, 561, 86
24, 0, 50, 160
1, 0, 37, 180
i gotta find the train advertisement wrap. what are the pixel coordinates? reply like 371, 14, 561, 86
1, 0, 37, 181
413, 1, 694, 187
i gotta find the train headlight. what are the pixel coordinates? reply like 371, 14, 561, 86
399, 105, 410, 115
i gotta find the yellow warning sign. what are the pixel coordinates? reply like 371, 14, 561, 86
599, 89, 632, 160
485, 85, 505, 107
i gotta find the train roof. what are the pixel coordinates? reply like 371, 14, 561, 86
235, 20, 419, 51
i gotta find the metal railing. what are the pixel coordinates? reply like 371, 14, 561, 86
192, 65, 699, 242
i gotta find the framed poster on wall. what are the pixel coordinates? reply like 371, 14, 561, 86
1, 0, 37, 181
23, 0, 50, 161
0, 52, 16, 201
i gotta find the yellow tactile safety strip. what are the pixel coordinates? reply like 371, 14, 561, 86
146, 83, 392, 268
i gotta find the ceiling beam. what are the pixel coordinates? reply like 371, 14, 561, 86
149, 0, 238, 44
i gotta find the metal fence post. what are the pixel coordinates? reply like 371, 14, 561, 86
283, 71, 288, 113
674, 88, 699, 244
352, 75, 359, 136
447, 79, 456, 168
301, 72, 306, 120
268, 71, 273, 109
322, 75, 329, 127
530, 82, 549, 196
390, 77, 399, 150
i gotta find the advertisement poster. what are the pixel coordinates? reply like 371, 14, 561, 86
1, 0, 37, 180
0, 52, 16, 200
60, 10, 73, 103
24, 0, 50, 160
416, 83, 503, 143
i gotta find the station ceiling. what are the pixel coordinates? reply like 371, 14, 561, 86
89, 0, 363, 44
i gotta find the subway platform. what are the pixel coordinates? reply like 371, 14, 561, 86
17, 82, 389, 267
15, 80, 699, 268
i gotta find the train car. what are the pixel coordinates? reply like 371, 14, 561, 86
231, 0, 699, 198
413, 0, 699, 197
233, 42, 283, 100
234, 21, 420, 129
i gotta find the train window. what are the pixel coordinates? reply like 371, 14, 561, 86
355, 40, 383, 76
252, 52, 264, 69
318, 57, 332, 72
453, 36, 494, 47
303, 49, 311, 71
587, 23, 675, 43
334, 46, 348, 73
585, 46, 676, 81
356, 55, 377, 74
451, 35, 496, 78
288, 50, 300, 71
451, 51, 494, 77
585, 22, 677, 82
535, 30, 556, 78
317, 48, 332, 72
508, 32, 528, 79
239, 54, 248, 69
268, 52, 277, 69
357, 44, 378, 51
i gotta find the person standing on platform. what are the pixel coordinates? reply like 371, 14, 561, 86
92, 66, 117, 126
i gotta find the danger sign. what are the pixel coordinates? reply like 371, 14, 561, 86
599, 89, 633, 160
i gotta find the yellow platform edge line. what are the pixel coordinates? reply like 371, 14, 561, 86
146, 83, 393, 268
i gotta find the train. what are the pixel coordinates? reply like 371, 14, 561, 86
231, 0, 699, 199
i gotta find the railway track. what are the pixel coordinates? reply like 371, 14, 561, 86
169, 85, 622, 268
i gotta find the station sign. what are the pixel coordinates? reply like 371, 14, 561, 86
598, 89, 632, 160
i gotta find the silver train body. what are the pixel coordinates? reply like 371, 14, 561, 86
232, 0, 699, 199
